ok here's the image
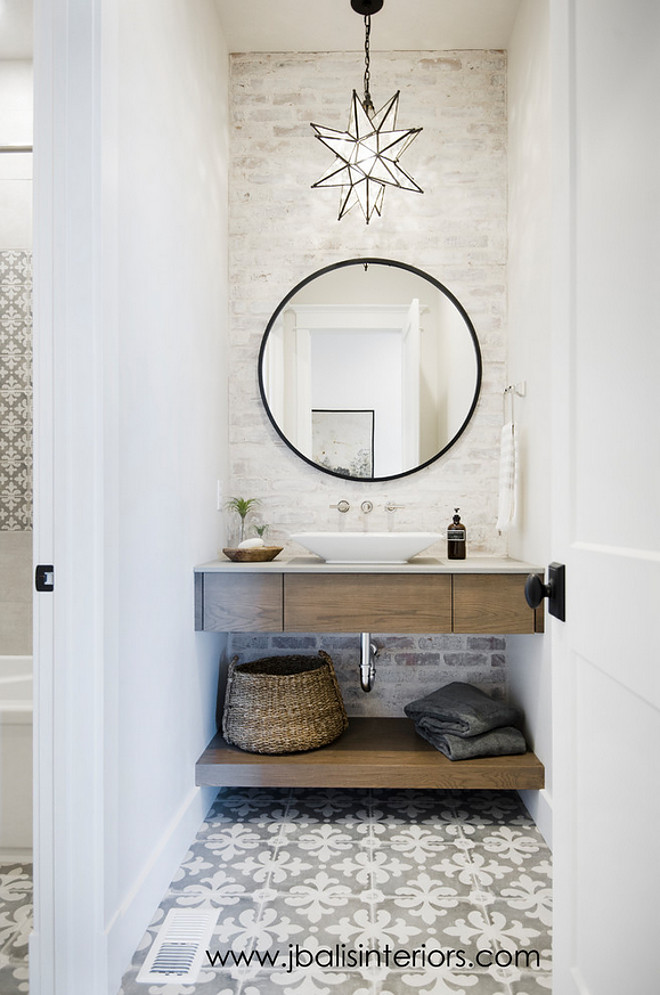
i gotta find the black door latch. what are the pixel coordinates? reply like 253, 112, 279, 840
35, 564, 55, 592
524, 562, 565, 622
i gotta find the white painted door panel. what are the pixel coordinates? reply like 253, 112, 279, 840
552, 0, 660, 991
572, 546, 660, 708
574, 660, 660, 994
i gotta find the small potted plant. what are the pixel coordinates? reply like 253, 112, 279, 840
222, 501, 282, 562
225, 496, 261, 546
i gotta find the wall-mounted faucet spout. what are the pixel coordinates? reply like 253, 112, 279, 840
359, 632, 378, 692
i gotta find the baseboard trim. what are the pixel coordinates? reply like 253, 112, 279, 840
104, 784, 217, 995
517, 787, 553, 848
0, 847, 32, 862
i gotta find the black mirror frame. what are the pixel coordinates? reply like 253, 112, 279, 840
258, 257, 482, 483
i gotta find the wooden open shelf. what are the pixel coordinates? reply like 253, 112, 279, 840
195, 717, 545, 791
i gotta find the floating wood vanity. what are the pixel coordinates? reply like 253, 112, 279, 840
195, 557, 544, 635
194, 557, 545, 791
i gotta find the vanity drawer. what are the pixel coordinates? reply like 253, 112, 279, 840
452, 574, 543, 633
284, 574, 452, 633
196, 573, 283, 632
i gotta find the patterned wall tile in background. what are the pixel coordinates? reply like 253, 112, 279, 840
0, 250, 32, 531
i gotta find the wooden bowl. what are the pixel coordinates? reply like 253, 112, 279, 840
222, 546, 284, 563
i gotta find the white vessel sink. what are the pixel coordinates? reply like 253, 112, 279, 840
290, 532, 442, 564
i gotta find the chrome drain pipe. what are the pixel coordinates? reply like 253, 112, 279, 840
359, 632, 378, 692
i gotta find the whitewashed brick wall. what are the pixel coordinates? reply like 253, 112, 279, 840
227, 50, 507, 558
227, 632, 508, 718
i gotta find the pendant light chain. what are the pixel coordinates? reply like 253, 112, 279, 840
363, 15, 374, 115
310, 0, 423, 223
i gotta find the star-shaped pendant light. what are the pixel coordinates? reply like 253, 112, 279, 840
311, 0, 422, 223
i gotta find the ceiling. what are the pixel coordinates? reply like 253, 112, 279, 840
213, 0, 522, 52
0, 0, 521, 61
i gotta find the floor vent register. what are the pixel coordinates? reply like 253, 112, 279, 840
136, 908, 220, 984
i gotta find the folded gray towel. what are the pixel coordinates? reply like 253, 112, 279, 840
415, 720, 528, 761
404, 682, 522, 737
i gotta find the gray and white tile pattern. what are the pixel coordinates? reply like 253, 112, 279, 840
0, 250, 32, 531
0, 862, 32, 994
119, 789, 551, 995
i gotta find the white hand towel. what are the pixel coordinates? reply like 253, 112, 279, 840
496, 422, 517, 533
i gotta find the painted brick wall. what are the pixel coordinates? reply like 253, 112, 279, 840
227, 632, 507, 718
226, 50, 510, 710
227, 50, 507, 557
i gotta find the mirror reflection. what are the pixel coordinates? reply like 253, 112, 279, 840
258, 259, 482, 481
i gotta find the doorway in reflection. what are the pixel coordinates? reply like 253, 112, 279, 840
259, 259, 482, 481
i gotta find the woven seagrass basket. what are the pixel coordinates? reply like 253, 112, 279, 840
222, 650, 348, 754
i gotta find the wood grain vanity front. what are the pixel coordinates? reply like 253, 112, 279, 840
453, 574, 544, 633
198, 573, 283, 631
283, 573, 451, 633
196, 567, 542, 633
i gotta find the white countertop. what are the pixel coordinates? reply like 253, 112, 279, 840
195, 556, 541, 575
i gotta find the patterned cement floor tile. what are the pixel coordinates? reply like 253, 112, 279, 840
166, 870, 260, 913
207, 789, 294, 820
449, 792, 534, 823
0, 863, 32, 993
509, 968, 553, 993
118, 790, 552, 995
460, 825, 547, 866
288, 788, 378, 818
371, 877, 473, 924
0, 865, 32, 905
198, 966, 379, 995
372, 822, 458, 859
378, 966, 511, 995
0, 962, 29, 994
279, 819, 367, 856
199, 820, 288, 858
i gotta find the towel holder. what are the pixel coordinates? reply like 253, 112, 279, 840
503, 381, 526, 422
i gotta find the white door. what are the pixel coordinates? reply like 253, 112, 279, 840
551, 0, 660, 991
32, 0, 108, 992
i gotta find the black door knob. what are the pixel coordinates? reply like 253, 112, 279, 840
525, 573, 548, 609
524, 563, 566, 621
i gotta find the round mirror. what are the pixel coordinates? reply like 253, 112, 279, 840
258, 258, 482, 482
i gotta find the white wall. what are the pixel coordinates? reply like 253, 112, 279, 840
103, 1, 230, 986
505, 0, 553, 844
0, 60, 32, 248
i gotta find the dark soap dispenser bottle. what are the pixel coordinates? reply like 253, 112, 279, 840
447, 508, 466, 560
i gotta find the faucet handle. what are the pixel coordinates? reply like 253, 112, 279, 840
330, 500, 350, 513
385, 502, 405, 512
